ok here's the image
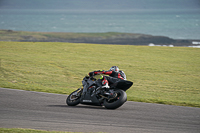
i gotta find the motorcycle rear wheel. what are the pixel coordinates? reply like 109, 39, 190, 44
66, 89, 82, 106
103, 89, 127, 109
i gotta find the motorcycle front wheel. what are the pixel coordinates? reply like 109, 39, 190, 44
66, 88, 82, 106
103, 89, 127, 109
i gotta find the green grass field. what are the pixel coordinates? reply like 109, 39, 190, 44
0, 128, 67, 133
0, 128, 102, 133
0, 41, 199, 107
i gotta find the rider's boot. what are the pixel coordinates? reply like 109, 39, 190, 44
91, 76, 110, 97
101, 75, 110, 89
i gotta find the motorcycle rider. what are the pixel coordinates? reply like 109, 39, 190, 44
88, 66, 126, 89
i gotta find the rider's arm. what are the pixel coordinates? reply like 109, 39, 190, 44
89, 70, 104, 76
117, 73, 124, 80
96, 70, 114, 75
94, 70, 105, 75
89, 70, 124, 80
89, 70, 112, 76
104, 70, 125, 80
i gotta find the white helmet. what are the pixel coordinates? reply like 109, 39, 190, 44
110, 66, 119, 72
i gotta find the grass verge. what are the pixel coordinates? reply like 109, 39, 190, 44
0, 42, 199, 107
0, 128, 104, 133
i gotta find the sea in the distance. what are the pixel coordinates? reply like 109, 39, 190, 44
0, 9, 200, 40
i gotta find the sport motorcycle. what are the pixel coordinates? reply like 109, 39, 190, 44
66, 75, 133, 109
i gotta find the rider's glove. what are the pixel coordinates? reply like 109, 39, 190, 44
89, 72, 94, 77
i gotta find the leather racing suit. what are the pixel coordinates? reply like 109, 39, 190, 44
89, 70, 126, 88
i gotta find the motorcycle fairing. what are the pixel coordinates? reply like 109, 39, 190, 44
80, 93, 101, 106
82, 78, 96, 93
110, 80, 133, 91
81, 77, 102, 106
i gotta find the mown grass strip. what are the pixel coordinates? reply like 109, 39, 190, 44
0, 128, 104, 133
0, 42, 199, 107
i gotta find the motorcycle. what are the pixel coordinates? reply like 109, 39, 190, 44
66, 75, 133, 109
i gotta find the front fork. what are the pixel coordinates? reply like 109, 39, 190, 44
73, 88, 83, 97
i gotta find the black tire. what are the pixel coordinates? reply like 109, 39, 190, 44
103, 89, 127, 109
66, 89, 82, 106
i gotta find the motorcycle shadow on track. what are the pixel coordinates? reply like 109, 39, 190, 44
47, 104, 106, 110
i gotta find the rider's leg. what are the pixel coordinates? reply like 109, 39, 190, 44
91, 76, 109, 97
100, 75, 110, 88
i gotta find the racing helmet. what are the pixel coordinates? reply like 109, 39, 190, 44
110, 66, 119, 72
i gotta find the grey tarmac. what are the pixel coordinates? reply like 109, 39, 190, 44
0, 88, 200, 133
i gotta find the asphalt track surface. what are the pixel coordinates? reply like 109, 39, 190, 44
0, 88, 200, 133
